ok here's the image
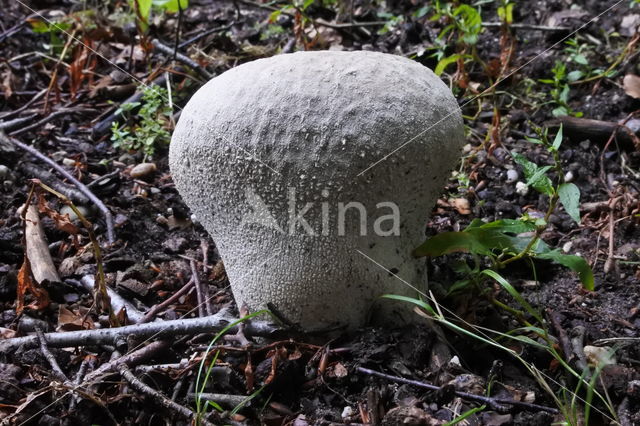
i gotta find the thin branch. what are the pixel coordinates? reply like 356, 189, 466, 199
139, 277, 195, 323
1, 130, 116, 244
356, 367, 559, 414
0, 309, 281, 351
118, 363, 217, 426
151, 39, 212, 80
9, 108, 93, 137
35, 327, 69, 382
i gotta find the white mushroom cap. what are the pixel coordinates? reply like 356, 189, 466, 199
170, 50, 464, 330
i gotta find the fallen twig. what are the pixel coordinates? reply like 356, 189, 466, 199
1, 130, 116, 244
118, 363, 217, 426
191, 259, 211, 317
20, 162, 90, 205
84, 340, 169, 382
151, 39, 212, 80
0, 309, 281, 351
75, 275, 146, 324
0, 113, 39, 131
9, 108, 94, 137
139, 277, 194, 323
178, 23, 236, 49
35, 327, 69, 382
356, 367, 559, 414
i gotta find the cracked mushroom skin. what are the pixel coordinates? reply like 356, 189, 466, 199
169, 50, 464, 330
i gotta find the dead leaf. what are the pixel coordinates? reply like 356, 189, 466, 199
57, 305, 94, 331
326, 362, 348, 378
37, 193, 81, 235
623, 74, 640, 99
16, 255, 49, 315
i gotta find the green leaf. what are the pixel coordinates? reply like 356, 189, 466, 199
551, 124, 563, 151
381, 294, 436, 316
152, 0, 188, 12
573, 54, 588, 65
29, 20, 50, 33
435, 54, 462, 76
473, 219, 537, 234
558, 182, 581, 224
511, 152, 537, 178
447, 279, 473, 295
537, 251, 594, 290
413, 231, 491, 257
552, 106, 569, 117
132, 0, 153, 22
567, 70, 584, 82
526, 165, 554, 196
482, 269, 544, 323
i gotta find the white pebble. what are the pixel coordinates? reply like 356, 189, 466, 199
515, 181, 529, 196
341, 406, 354, 419
564, 171, 574, 182
506, 169, 518, 183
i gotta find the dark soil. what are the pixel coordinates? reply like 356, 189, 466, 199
1, 0, 640, 425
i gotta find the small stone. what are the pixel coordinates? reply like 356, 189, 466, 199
451, 198, 471, 215
130, 162, 157, 179
60, 205, 90, 222
515, 181, 529, 196
341, 407, 354, 419
564, 171, 574, 182
0, 165, 10, 180
62, 158, 76, 167
506, 169, 518, 183
118, 153, 136, 165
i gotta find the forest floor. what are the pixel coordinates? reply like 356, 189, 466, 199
1, 0, 640, 425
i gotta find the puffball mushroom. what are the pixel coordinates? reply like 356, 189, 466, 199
170, 50, 464, 330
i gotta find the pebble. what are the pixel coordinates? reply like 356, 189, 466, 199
118, 153, 136, 165
341, 407, 354, 419
60, 205, 91, 222
0, 165, 10, 180
506, 169, 518, 183
130, 162, 157, 178
564, 171, 574, 182
62, 158, 76, 167
515, 181, 529, 196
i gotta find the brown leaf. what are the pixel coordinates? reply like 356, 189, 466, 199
16, 255, 49, 316
623, 74, 640, 99
57, 305, 94, 331
37, 193, 81, 235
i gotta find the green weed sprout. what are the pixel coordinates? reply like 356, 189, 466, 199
413, 124, 593, 295
111, 85, 173, 159
194, 310, 269, 425
382, 126, 620, 423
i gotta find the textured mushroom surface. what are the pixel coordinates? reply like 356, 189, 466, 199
170, 50, 464, 330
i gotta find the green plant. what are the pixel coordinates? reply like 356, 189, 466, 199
110, 85, 173, 158
381, 126, 621, 423
415, 125, 592, 295
130, 0, 189, 31
426, 1, 484, 77
539, 61, 583, 117
28, 17, 73, 55
194, 311, 269, 424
